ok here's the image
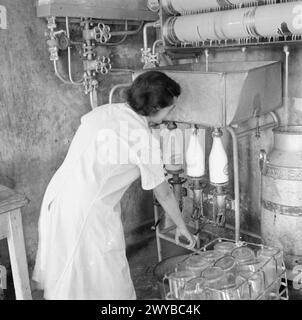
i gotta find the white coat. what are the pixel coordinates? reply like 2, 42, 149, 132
32, 103, 165, 300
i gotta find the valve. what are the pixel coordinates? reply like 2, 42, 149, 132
46, 38, 59, 61
45, 16, 59, 61
83, 73, 93, 94
141, 48, 159, 69
83, 56, 112, 74
57, 32, 70, 51
147, 0, 160, 12
82, 22, 111, 43
83, 71, 99, 95
46, 16, 56, 31
96, 56, 112, 74
45, 16, 67, 61
94, 23, 111, 43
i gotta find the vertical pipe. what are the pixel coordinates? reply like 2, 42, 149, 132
283, 45, 290, 127
90, 88, 98, 109
226, 127, 240, 243
204, 49, 209, 72
66, 17, 83, 85
143, 22, 155, 51
154, 203, 163, 262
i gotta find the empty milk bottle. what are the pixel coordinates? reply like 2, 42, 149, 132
162, 125, 183, 173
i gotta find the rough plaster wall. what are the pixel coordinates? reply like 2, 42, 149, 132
0, 0, 154, 273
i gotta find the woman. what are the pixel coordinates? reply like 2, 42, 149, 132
32, 71, 196, 300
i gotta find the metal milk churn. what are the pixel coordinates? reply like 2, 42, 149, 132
259, 126, 302, 271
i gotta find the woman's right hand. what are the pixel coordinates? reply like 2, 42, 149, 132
175, 227, 197, 250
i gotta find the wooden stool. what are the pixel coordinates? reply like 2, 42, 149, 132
0, 185, 32, 300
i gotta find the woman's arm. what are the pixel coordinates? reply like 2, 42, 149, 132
153, 181, 196, 249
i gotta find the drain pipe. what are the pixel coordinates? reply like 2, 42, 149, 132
109, 83, 132, 104
226, 126, 240, 243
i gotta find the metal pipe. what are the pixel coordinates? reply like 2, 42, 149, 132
110, 68, 134, 73
101, 34, 128, 46
225, 223, 261, 240
154, 203, 163, 262
102, 20, 128, 46
234, 111, 280, 139
66, 17, 83, 85
226, 126, 240, 243
143, 21, 159, 51
53, 60, 73, 84
90, 88, 98, 109
109, 83, 132, 104
152, 39, 163, 55
283, 45, 290, 126
110, 21, 144, 36
204, 49, 209, 72
269, 110, 279, 125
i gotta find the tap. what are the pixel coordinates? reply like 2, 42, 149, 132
209, 183, 231, 226
167, 171, 187, 212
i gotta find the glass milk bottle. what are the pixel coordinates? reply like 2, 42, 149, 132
162, 124, 183, 173
209, 128, 229, 184
185, 127, 205, 178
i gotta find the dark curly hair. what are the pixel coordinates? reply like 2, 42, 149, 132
126, 71, 181, 116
